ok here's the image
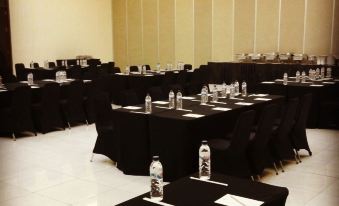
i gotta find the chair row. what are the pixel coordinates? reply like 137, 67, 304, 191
209, 93, 313, 180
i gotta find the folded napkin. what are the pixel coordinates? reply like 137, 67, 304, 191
182, 113, 205, 118
254, 98, 272, 101
212, 107, 232, 111
235, 102, 253, 106
123, 106, 142, 110
215, 194, 264, 206
153, 101, 169, 105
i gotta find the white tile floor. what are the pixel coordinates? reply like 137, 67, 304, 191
0, 126, 338, 206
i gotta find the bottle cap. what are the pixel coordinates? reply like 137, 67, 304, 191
202, 140, 208, 144
153, 156, 159, 161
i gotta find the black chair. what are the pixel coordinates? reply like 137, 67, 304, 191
67, 65, 82, 79
83, 66, 98, 80
33, 63, 39, 68
291, 93, 313, 157
162, 71, 176, 94
184, 64, 192, 70
91, 92, 118, 163
113, 67, 121, 74
15, 63, 26, 81
1, 73, 18, 83
0, 85, 36, 140
32, 83, 65, 133
56, 60, 64, 67
169, 70, 187, 94
209, 110, 256, 178
67, 59, 77, 66
61, 80, 87, 128
48, 62, 56, 68
120, 90, 140, 106
143, 65, 151, 70
186, 69, 203, 95
148, 86, 166, 101
130, 66, 139, 72
247, 104, 279, 177
269, 98, 300, 171
87, 59, 101, 67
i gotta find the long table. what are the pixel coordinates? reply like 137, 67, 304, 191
110, 94, 284, 181
117, 173, 289, 206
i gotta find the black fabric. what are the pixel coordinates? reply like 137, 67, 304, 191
48, 62, 56, 68
143, 65, 151, 70
61, 80, 87, 126
184, 64, 192, 70
0, 85, 35, 137
92, 92, 119, 162
291, 93, 313, 155
148, 86, 166, 101
87, 59, 101, 67
130, 66, 139, 72
210, 110, 256, 178
247, 104, 279, 175
117, 173, 289, 206
186, 69, 203, 95
67, 65, 82, 79
67, 59, 77, 66
33, 63, 39, 68
32, 82, 65, 133
120, 89, 140, 106
269, 98, 299, 161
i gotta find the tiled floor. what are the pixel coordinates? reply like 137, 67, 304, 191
0, 126, 338, 206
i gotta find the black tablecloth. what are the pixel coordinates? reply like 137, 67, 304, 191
257, 79, 339, 128
110, 95, 284, 181
117, 173, 289, 206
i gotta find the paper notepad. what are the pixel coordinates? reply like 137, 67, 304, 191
145, 74, 154, 76
123, 106, 142, 110
153, 101, 169, 105
0, 90, 7, 92
249, 94, 268, 97
212, 107, 232, 111
254, 98, 272, 101
235, 102, 253, 106
310, 84, 324, 87
182, 113, 205, 118
215, 194, 264, 206
143, 198, 174, 206
30, 86, 40, 89
83, 80, 92, 83
42, 79, 55, 82
182, 96, 196, 100
261, 81, 275, 84
322, 82, 335, 84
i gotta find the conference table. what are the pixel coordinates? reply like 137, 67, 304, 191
257, 78, 339, 128
111, 93, 284, 181
117, 173, 289, 206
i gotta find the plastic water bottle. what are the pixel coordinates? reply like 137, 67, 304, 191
143, 65, 147, 74
138, 65, 142, 73
241, 81, 247, 97
230, 83, 235, 98
200, 86, 208, 105
156, 63, 161, 72
327, 67, 332, 78
150, 156, 163, 201
234, 80, 240, 94
30, 61, 34, 69
145, 94, 152, 114
301, 71, 306, 83
283, 73, 288, 85
321, 67, 325, 79
221, 82, 227, 98
27, 73, 34, 85
296, 71, 300, 82
125, 65, 130, 74
315, 68, 320, 79
176, 91, 183, 110
199, 140, 211, 180
212, 85, 218, 102
169, 90, 175, 109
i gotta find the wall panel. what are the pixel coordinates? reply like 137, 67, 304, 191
234, 0, 255, 54
113, 0, 127, 69
256, 0, 279, 53
159, 0, 175, 66
194, 0, 212, 66
332, 0, 338, 56
127, 0, 143, 65
280, 0, 305, 53
175, 0, 194, 66
212, 0, 233, 61
305, 0, 333, 55
142, 0, 158, 68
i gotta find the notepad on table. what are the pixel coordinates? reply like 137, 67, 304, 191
261, 81, 275, 84
249, 94, 268, 97
254, 98, 272, 101
215, 194, 264, 206
153, 101, 169, 105
123, 106, 142, 110
235, 102, 253, 106
182, 113, 205, 118
310, 84, 324, 87
212, 107, 232, 111
182, 96, 196, 100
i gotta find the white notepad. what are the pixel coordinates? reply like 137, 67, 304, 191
322, 82, 335, 84
30, 86, 40, 89
83, 80, 92, 83
153, 101, 169, 105
123, 106, 142, 110
182, 113, 205, 118
212, 107, 232, 111
310, 84, 324, 87
254, 98, 272, 101
215, 194, 264, 206
182, 96, 196, 100
249, 94, 268, 97
261, 81, 275, 84
235, 102, 253, 106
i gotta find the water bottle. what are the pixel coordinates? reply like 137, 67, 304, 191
230, 83, 235, 98
30, 61, 34, 69
301, 71, 306, 83
143, 65, 147, 74
283, 73, 288, 85
241, 81, 247, 97
296, 71, 300, 82
221, 82, 227, 98
125, 65, 130, 74
138, 65, 142, 73
27, 73, 34, 85
212, 85, 218, 102
321, 67, 325, 79
156, 63, 161, 72
315, 68, 320, 79
200, 86, 208, 104
169, 90, 175, 109
150, 156, 163, 201
327, 67, 332, 78
199, 140, 211, 180
145, 94, 152, 114
234, 80, 240, 94
176, 91, 183, 110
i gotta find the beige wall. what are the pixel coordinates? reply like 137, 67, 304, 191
10, 0, 113, 71
112, 0, 338, 69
